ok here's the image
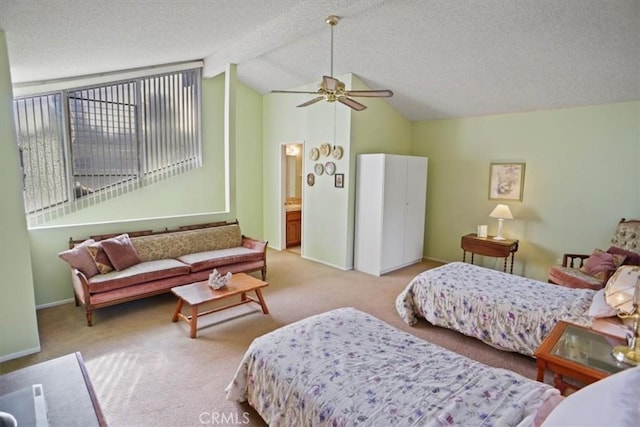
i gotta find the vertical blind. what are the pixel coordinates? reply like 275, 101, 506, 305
12, 67, 202, 227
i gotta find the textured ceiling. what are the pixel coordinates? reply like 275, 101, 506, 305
1, 0, 638, 121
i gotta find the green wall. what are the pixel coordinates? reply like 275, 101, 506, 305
235, 82, 264, 238
411, 101, 640, 281
262, 75, 353, 268
262, 74, 411, 269
0, 32, 40, 362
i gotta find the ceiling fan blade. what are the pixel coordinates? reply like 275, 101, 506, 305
297, 96, 325, 108
272, 89, 320, 95
344, 89, 394, 98
338, 97, 367, 111
322, 75, 340, 91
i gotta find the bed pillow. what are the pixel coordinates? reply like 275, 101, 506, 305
588, 289, 618, 318
607, 246, 640, 266
87, 241, 114, 274
541, 367, 640, 426
57, 238, 100, 278
101, 233, 142, 271
580, 249, 625, 281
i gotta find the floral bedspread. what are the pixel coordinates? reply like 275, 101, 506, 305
226, 307, 560, 426
396, 262, 596, 356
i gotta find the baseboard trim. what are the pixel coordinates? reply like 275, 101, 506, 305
300, 255, 350, 271
0, 345, 41, 363
423, 256, 448, 264
36, 298, 74, 310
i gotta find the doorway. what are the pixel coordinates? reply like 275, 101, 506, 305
282, 142, 303, 254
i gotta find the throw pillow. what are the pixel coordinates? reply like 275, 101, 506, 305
587, 289, 618, 318
101, 233, 142, 271
541, 367, 640, 426
607, 246, 640, 266
87, 241, 114, 274
57, 238, 100, 278
580, 249, 626, 282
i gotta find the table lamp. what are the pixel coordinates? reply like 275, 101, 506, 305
604, 265, 640, 365
489, 204, 513, 240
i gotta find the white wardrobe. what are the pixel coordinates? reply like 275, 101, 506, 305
354, 154, 428, 276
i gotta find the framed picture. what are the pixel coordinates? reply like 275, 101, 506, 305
334, 173, 344, 188
488, 162, 525, 201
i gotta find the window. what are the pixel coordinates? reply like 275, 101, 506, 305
12, 67, 202, 226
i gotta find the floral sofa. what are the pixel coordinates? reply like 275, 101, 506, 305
59, 221, 267, 326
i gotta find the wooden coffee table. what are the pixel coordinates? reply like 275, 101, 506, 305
171, 273, 269, 338
534, 321, 630, 393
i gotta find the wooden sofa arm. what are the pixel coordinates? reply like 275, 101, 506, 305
242, 235, 268, 253
70, 269, 96, 326
242, 235, 268, 280
561, 253, 590, 268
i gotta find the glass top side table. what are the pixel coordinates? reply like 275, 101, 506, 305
535, 321, 631, 393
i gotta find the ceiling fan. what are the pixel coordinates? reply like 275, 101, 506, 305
271, 15, 393, 111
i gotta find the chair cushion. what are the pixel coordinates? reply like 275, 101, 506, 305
548, 265, 604, 290
579, 249, 626, 281
607, 246, 640, 266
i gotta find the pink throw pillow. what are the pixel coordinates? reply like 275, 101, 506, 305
57, 238, 100, 278
580, 249, 625, 281
101, 234, 142, 271
607, 246, 640, 266
87, 241, 114, 274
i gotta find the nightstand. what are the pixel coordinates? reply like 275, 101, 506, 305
460, 233, 518, 273
534, 321, 631, 393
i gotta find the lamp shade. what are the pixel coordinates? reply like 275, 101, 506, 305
605, 265, 640, 315
489, 204, 513, 220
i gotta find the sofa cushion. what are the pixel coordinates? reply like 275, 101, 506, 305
102, 233, 143, 271
177, 247, 264, 273
58, 239, 100, 278
87, 241, 115, 274
548, 265, 605, 290
87, 259, 190, 293
131, 224, 242, 262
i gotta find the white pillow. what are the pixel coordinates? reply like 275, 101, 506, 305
542, 367, 640, 426
588, 289, 618, 318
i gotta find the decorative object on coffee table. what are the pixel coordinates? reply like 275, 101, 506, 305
208, 269, 232, 290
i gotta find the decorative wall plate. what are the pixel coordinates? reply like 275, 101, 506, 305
309, 147, 320, 161
332, 145, 343, 160
306, 173, 315, 186
320, 143, 331, 157
314, 163, 324, 175
324, 161, 336, 175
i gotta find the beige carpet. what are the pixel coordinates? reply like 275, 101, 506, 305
1, 250, 537, 426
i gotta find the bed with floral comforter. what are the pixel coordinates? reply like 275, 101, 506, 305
396, 262, 596, 356
226, 307, 561, 426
